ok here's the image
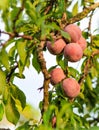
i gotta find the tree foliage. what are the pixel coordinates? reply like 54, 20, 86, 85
0, 0, 99, 129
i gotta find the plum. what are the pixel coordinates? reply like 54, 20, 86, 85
64, 43, 83, 62
76, 36, 87, 51
64, 24, 82, 42
62, 78, 80, 98
47, 38, 66, 55
50, 68, 66, 85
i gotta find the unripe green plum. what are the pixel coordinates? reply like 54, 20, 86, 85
50, 68, 66, 85
64, 43, 83, 62
64, 24, 82, 42
76, 36, 87, 51
62, 78, 80, 98
47, 38, 66, 55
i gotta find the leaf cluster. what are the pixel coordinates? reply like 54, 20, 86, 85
0, 0, 99, 129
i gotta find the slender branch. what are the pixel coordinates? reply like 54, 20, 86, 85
18, 34, 32, 40
1, 31, 32, 40
88, 10, 94, 44
66, 2, 99, 24
79, 58, 91, 85
37, 41, 51, 113
79, 50, 99, 85
91, 50, 99, 57
6, 64, 18, 83
44, 0, 56, 15
1, 31, 15, 37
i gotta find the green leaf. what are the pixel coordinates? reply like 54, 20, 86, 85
56, 54, 68, 70
37, 14, 51, 27
5, 96, 20, 125
8, 46, 16, 58
9, 0, 17, 8
67, 67, 80, 80
0, 0, 9, 10
16, 121, 31, 130
66, 10, 73, 19
48, 65, 57, 73
85, 75, 93, 90
16, 40, 27, 65
0, 103, 4, 121
90, 66, 98, 78
72, 2, 78, 16
0, 70, 6, 94
18, 60, 25, 76
41, 22, 60, 39
14, 73, 25, 79
10, 83, 26, 109
92, 34, 99, 47
53, 0, 66, 18
25, 1, 37, 22
32, 50, 41, 73
0, 48, 10, 71
47, 22, 60, 31
16, 40, 27, 75
60, 30, 71, 42
11, 7, 20, 21
3, 85, 9, 104
2, 9, 12, 32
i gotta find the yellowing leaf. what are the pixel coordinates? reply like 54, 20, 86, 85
0, 103, 4, 121
10, 83, 26, 109
72, 2, 78, 16
0, 70, 6, 94
16, 40, 27, 65
5, 96, 20, 125
0, 0, 8, 10
0, 49, 10, 71
21, 104, 40, 120
86, 75, 93, 90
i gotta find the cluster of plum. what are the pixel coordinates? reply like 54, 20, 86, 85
46, 24, 87, 99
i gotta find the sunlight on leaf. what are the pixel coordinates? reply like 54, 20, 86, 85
72, 2, 78, 16
5, 96, 20, 125
0, 103, 4, 121
0, 70, 6, 94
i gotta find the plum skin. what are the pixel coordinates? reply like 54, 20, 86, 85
62, 78, 80, 98
50, 68, 66, 85
52, 116, 56, 128
47, 38, 66, 55
64, 43, 83, 62
64, 24, 82, 42
76, 36, 87, 51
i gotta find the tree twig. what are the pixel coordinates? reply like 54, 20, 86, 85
6, 64, 18, 83
79, 50, 99, 85
66, 2, 99, 24
1, 31, 32, 40
88, 10, 94, 44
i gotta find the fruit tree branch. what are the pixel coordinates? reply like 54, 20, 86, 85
37, 41, 51, 113
6, 64, 18, 83
67, 2, 99, 24
1, 31, 32, 40
79, 50, 99, 85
